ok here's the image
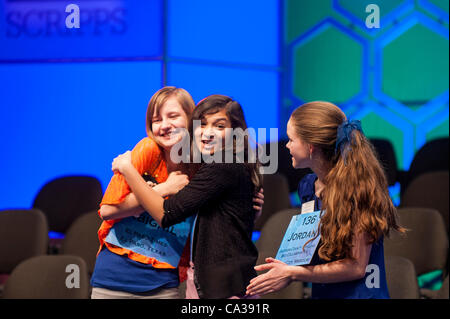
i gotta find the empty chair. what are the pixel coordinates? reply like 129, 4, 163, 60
255, 208, 304, 299
409, 137, 449, 176
32, 175, 103, 234
60, 211, 103, 276
254, 173, 291, 231
385, 255, 420, 299
2, 255, 89, 299
401, 137, 449, 196
369, 138, 398, 186
0, 209, 48, 275
384, 208, 448, 278
401, 171, 449, 233
0, 209, 48, 297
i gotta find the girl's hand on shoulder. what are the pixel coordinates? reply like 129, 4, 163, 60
112, 150, 133, 174
162, 171, 189, 196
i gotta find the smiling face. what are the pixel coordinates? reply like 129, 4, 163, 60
194, 108, 232, 156
286, 119, 312, 169
151, 96, 189, 150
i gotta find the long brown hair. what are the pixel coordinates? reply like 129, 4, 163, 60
188, 94, 262, 191
290, 101, 404, 261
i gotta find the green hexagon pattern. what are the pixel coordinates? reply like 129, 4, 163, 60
284, 1, 448, 171
292, 25, 363, 104
382, 23, 449, 104
285, 0, 334, 44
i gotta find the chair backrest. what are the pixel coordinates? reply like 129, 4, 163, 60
32, 175, 103, 233
256, 208, 300, 254
402, 138, 449, 194
254, 173, 292, 231
409, 138, 449, 176
0, 209, 48, 273
60, 211, 103, 275
2, 255, 90, 299
401, 171, 449, 233
384, 207, 448, 276
385, 255, 420, 299
369, 138, 398, 186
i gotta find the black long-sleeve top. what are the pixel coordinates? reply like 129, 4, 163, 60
162, 162, 258, 299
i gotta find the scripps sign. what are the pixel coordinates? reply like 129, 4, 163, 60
0, 0, 163, 60
4, 1, 126, 38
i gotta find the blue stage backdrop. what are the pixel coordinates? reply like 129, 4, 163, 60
2, 0, 447, 211
0, 0, 280, 210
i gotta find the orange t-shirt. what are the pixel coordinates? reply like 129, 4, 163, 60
96, 137, 190, 279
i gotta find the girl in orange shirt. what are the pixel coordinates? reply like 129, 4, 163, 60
91, 87, 195, 299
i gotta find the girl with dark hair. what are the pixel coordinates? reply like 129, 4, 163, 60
246, 101, 404, 299
111, 94, 262, 299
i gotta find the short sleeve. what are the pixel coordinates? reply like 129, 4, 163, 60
100, 137, 162, 206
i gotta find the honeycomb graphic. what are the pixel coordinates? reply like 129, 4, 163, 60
284, 0, 449, 170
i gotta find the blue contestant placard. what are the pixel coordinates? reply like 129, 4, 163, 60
275, 210, 322, 266
105, 212, 194, 267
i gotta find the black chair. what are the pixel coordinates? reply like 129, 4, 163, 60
32, 175, 103, 234
400, 137, 449, 196
369, 138, 398, 186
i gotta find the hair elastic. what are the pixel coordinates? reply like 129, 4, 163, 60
335, 120, 363, 162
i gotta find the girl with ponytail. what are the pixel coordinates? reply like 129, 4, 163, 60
246, 101, 404, 299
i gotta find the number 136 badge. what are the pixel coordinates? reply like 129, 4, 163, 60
275, 210, 322, 266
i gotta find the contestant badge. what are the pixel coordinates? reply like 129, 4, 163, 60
105, 213, 194, 267
275, 210, 322, 266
